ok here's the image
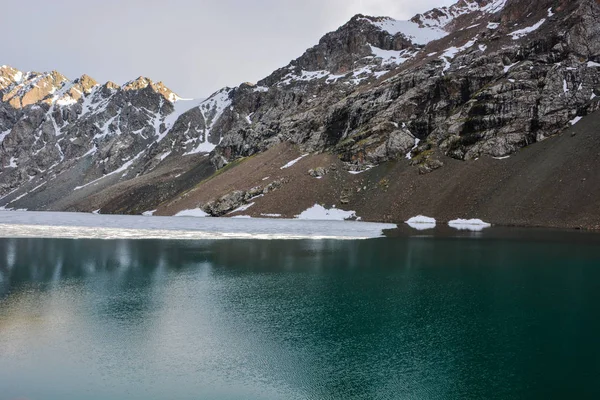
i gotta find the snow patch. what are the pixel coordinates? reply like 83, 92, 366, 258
405, 216, 436, 231
142, 210, 157, 216
360, 0, 507, 46
360, 18, 446, 46
448, 218, 491, 231
279, 69, 331, 86
159, 151, 171, 161
503, 62, 518, 73
261, 213, 282, 218
348, 165, 374, 175
369, 46, 414, 66
181, 88, 232, 155
157, 97, 204, 143
296, 204, 357, 221
439, 39, 477, 72
55, 97, 78, 106
406, 138, 421, 160
281, 154, 309, 169
510, 19, 546, 40
229, 202, 255, 214
175, 208, 209, 218
0, 129, 11, 144
569, 116, 583, 126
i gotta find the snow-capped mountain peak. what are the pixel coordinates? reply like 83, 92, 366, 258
410, 0, 508, 30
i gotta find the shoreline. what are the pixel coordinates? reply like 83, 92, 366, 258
2, 209, 599, 242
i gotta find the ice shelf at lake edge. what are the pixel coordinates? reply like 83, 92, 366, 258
0, 211, 395, 240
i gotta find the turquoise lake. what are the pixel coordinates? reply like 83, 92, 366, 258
1, 229, 599, 399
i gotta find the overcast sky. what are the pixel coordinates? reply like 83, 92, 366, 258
2, 0, 455, 98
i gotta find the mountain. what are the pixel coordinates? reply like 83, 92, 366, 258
1, 0, 600, 229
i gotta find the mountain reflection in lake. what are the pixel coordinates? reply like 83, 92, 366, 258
1, 235, 599, 400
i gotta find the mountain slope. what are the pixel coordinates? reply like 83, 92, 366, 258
1, 0, 600, 229
151, 109, 600, 230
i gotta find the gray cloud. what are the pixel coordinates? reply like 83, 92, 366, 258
1, 0, 455, 98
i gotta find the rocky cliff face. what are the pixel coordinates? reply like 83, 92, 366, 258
1, 0, 599, 223
212, 0, 600, 170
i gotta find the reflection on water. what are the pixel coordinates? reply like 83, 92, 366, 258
1, 235, 600, 399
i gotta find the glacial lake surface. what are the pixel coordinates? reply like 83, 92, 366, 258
1, 217, 599, 399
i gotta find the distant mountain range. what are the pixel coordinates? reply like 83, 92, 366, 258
1, 0, 600, 229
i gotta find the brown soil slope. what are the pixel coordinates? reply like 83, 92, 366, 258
154, 111, 600, 230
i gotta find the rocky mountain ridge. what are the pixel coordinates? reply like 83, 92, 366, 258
1, 0, 599, 229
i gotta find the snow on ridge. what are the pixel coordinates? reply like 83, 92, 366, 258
369, 46, 415, 66
279, 66, 386, 87
440, 38, 478, 72
480, 0, 508, 14
13, 70, 23, 83
277, 45, 417, 87
156, 97, 204, 143
279, 69, 338, 86
361, 17, 446, 46
156, 89, 230, 156
200, 88, 233, 130
369, 0, 508, 45
510, 18, 546, 40
183, 88, 233, 155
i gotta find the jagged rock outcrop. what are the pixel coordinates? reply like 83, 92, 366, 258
203, 178, 288, 216
0, 69, 221, 209
210, 0, 600, 168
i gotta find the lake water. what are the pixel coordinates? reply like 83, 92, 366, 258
1, 229, 600, 399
